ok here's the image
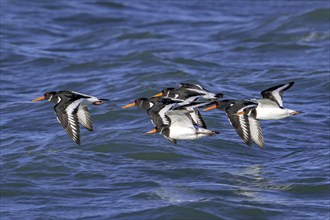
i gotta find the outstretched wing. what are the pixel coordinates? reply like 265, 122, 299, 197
179, 83, 205, 91
55, 99, 81, 144
157, 103, 175, 125
166, 110, 195, 130
227, 112, 251, 146
176, 101, 215, 128
248, 116, 264, 149
190, 108, 207, 128
77, 106, 93, 131
261, 82, 294, 107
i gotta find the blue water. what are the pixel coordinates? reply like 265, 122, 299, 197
1, 1, 330, 219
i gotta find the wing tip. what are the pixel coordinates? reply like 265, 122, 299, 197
258, 144, 265, 149
285, 81, 295, 90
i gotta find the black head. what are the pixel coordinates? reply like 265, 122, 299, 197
44, 92, 59, 103
32, 91, 57, 103
44, 91, 57, 100
122, 97, 149, 109
216, 99, 234, 111
134, 98, 151, 109
203, 100, 235, 112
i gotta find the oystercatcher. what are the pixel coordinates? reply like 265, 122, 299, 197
32, 91, 109, 144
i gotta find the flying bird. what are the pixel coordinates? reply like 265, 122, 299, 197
204, 100, 264, 148
149, 110, 219, 144
204, 82, 303, 148
238, 82, 303, 120
153, 83, 223, 101
32, 91, 109, 144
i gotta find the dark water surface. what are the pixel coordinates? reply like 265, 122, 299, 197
1, 1, 330, 219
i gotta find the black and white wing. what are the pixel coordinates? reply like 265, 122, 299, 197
181, 102, 214, 128
175, 105, 207, 128
179, 83, 223, 99
261, 82, 294, 107
77, 105, 93, 131
166, 110, 195, 130
147, 108, 166, 128
175, 100, 215, 129
179, 83, 206, 91
190, 108, 207, 128
248, 116, 264, 149
157, 103, 175, 125
55, 99, 81, 144
226, 111, 264, 148
69, 91, 92, 99
227, 112, 252, 146
147, 98, 178, 127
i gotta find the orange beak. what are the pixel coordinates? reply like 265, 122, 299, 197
203, 104, 217, 111
145, 128, 157, 134
32, 95, 45, 102
153, 92, 163, 97
122, 102, 135, 109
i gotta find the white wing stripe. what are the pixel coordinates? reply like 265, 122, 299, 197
71, 91, 92, 98
65, 99, 81, 139
272, 83, 290, 107
237, 106, 251, 140
186, 88, 206, 95
66, 99, 82, 114
158, 104, 175, 125
239, 115, 249, 141
248, 117, 264, 148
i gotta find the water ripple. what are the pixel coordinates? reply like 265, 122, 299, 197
1, 1, 329, 219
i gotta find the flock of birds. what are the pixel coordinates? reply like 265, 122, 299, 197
32, 82, 303, 148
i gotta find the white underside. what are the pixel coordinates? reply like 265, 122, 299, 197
166, 110, 213, 140
255, 99, 296, 120
169, 126, 211, 140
